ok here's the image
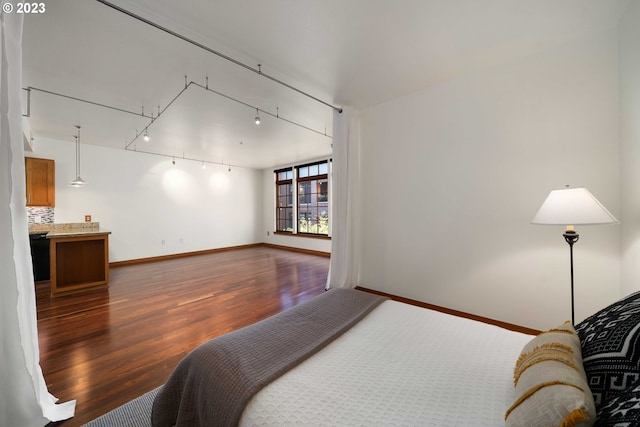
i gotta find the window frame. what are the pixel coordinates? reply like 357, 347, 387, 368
274, 167, 294, 233
296, 160, 329, 237
273, 160, 331, 239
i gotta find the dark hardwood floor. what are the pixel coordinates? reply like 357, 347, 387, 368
37, 246, 329, 426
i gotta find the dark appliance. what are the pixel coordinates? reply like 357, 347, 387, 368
29, 232, 50, 281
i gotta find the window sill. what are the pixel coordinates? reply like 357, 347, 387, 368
273, 231, 331, 240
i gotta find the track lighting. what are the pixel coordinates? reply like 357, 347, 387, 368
69, 125, 88, 187
201, 161, 206, 169
254, 108, 260, 125
143, 129, 150, 142
172, 157, 175, 165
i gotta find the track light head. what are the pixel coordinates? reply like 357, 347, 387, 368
254, 108, 260, 125
143, 129, 150, 142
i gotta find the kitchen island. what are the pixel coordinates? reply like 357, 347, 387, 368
44, 223, 111, 295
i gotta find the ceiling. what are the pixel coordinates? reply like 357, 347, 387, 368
21, 0, 630, 169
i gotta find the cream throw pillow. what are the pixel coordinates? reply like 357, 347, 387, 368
505, 321, 595, 427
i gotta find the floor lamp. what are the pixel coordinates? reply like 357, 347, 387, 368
531, 186, 618, 324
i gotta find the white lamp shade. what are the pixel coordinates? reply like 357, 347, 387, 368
531, 187, 618, 225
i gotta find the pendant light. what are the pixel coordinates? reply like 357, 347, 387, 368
254, 108, 261, 125
69, 125, 87, 187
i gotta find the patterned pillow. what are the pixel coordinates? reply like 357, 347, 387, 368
595, 377, 640, 426
505, 322, 595, 427
575, 291, 640, 407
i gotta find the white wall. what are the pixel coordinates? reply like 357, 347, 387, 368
620, 0, 640, 297
261, 167, 332, 253
29, 138, 263, 262
358, 29, 621, 330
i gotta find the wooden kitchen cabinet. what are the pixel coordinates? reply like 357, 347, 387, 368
25, 157, 55, 207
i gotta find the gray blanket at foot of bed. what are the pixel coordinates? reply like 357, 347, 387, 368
151, 288, 386, 427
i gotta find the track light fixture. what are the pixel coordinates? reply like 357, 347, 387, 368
26, 79, 335, 158
172, 157, 175, 165
95, 1, 342, 113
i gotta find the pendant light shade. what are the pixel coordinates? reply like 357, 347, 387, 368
69, 176, 87, 187
69, 125, 87, 187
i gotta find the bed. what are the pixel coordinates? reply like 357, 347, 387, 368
151, 288, 640, 426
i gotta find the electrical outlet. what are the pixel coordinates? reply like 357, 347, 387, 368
161, 239, 165, 245
267, 231, 270, 236
179, 238, 184, 244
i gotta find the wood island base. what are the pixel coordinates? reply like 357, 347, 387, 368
49, 233, 110, 295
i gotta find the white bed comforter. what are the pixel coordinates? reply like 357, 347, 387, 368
240, 299, 533, 426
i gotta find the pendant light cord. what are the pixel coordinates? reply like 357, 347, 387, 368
75, 126, 81, 177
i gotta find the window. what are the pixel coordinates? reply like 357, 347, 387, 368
274, 160, 330, 237
275, 168, 293, 232
296, 161, 329, 236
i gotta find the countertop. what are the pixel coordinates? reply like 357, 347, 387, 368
28, 222, 111, 238
46, 229, 111, 239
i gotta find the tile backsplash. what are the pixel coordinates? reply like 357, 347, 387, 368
26, 207, 54, 224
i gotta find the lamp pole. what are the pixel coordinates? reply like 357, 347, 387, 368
563, 230, 579, 325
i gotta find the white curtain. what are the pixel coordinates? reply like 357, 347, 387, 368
0, 11, 75, 426
326, 107, 361, 289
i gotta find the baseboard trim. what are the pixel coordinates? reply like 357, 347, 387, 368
109, 242, 330, 268
261, 243, 330, 257
355, 286, 540, 335
109, 243, 262, 267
